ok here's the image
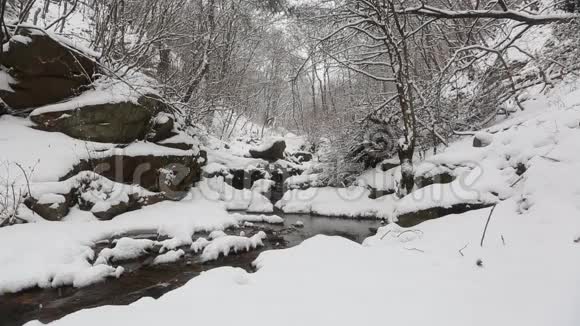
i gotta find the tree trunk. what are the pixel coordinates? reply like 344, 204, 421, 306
42, 0, 50, 19
397, 139, 414, 197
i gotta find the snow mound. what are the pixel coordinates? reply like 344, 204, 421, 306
231, 213, 284, 224
153, 249, 185, 265
94, 238, 157, 265
190, 238, 210, 253
201, 232, 267, 262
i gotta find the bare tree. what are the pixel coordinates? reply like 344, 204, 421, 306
298, 0, 575, 195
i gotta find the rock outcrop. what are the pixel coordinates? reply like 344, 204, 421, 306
0, 26, 98, 111
30, 99, 155, 143
29, 90, 174, 144
27, 172, 172, 221
249, 139, 286, 161
63, 148, 207, 199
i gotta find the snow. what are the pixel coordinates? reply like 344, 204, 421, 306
158, 133, 200, 148
202, 162, 229, 175
0, 189, 238, 294
11, 34, 33, 45
37, 193, 66, 205
474, 131, 494, 145
231, 213, 284, 225
30, 75, 156, 116
293, 220, 304, 227
198, 176, 274, 213
16, 2, 98, 57
251, 179, 275, 194
3, 33, 580, 326
276, 186, 396, 219
206, 149, 267, 171
72, 265, 124, 288
200, 231, 267, 262
153, 249, 185, 265
355, 166, 397, 192
0, 69, 15, 92
284, 173, 321, 189
246, 193, 274, 213
101, 141, 198, 157
0, 116, 113, 183
250, 136, 284, 153
94, 238, 157, 265
190, 237, 210, 253
208, 230, 227, 240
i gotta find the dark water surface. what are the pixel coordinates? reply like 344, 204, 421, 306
0, 214, 382, 326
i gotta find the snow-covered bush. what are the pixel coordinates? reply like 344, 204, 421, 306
0, 162, 29, 227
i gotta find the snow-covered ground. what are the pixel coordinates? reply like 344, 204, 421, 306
0, 190, 238, 294
15, 78, 580, 325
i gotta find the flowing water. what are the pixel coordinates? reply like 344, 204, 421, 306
0, 214, 383, 326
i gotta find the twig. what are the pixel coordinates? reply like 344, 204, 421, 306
380, 230, 392, 240
480, 204, 498, 247
396, 229, 424, 238
458, 243, 468, 257
404, 247, 425, 253
540, 155, 561, 163
510, 175, 525, 187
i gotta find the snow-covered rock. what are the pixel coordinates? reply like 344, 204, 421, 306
190, 238, 210, 253
473, 131, 494, 148
153, 249, 185, 265
200, 231, 267, 262
95, 238, 158, 265
249, 138, 286, 161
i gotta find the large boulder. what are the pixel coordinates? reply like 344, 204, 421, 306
0, 26, 97, 111
249, 139, 286, 161
1, 76, 85, 110
30, 100, 154, 143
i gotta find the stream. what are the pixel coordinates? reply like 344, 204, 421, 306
0, 214, 383, 326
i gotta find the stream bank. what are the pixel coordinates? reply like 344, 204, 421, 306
0, 213, 382, 326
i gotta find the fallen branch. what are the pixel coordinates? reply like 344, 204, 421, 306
458, 243, 469, 257
480, 204, 498, 247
